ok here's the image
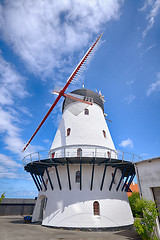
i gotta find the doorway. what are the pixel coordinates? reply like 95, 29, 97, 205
39, 196, 48, 222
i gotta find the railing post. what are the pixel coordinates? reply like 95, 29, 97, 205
23, 157, 26, 166
122, 152, 124, 162
64, 148, 66, 159
30, 154, 32, 163
95, 148, 97, 158
38, 152, 40, 162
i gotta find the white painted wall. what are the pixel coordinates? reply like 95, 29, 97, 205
32, 164, 134, 228
51, 102, 116, 157
135, 159, 160, 200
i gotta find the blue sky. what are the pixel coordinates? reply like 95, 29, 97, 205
0, 0, 160, 198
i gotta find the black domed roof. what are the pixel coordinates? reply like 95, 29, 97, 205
62, 88, 104, 112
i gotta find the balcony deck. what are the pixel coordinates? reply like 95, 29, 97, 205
23, 145, 140, 192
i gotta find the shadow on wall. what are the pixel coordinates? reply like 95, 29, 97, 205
42, 189, 129, 220
60, 117, 66, 147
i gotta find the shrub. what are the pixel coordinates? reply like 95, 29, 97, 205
128, 192, 142, 217
129, 192, 159, 240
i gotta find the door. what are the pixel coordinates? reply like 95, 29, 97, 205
39, 197, 47, 221
152, 187, 160, 223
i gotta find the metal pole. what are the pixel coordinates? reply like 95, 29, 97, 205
100, 164, 107, 191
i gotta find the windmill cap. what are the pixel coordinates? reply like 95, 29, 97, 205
62, 88, 104, 112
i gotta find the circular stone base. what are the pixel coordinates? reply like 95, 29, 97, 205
42, 224, 133, 232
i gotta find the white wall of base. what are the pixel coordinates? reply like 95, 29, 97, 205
32, 164, 133, 228
32, 189, 133, 228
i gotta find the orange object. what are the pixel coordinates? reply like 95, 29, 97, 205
127, 182, 139, 197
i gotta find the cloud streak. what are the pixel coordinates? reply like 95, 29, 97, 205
0, 54, 28, 105
140, 0, 160, 38
0, 154, 21, 179
146, 72, 160, 96
123, 94, 135, 104
0, 54, 29, 156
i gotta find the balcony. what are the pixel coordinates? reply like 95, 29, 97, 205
22, 144, 142, 166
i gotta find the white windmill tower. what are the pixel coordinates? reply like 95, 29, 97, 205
23, 35, 136, 230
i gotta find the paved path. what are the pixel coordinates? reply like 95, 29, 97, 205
0, 216, 141, 240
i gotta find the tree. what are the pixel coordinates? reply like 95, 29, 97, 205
0, 193, 5, 204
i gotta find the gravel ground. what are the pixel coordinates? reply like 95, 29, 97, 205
0, 216, 141, 240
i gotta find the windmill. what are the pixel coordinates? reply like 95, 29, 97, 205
23, 34, 138, 230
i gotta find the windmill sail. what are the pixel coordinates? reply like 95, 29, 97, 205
22, 34, 103, 152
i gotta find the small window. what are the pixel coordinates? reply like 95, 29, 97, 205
67, 128, 71, 136
52, 152, 55, 158
77, 148, 82, 157
76, 171, 80, 183
93, 201, 100, 215
103, 130, 106, 138
84, 108, 89, 115
107, 151, 111, 158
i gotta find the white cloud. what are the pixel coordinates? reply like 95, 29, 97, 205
146, 72, 160, 96
0, 154, 21, 168
119, 138, 134, 148
0, 107, 24, 154
146, 43, 156, 51
0, 170, 19, 179
0, 0, 122, 78
0, 54, 36, 157
0, 54, 28, 105
123, 94, 135, 104
46, 103, 52, 108
126, 79, 135, 86
0, 154, 22, 179
149, 0, 160, 17
140, 0, 160, 38
43, 139, 52, 144
143, 17, 154, 38
141, 153, 149, 156
17, 106, 33, 117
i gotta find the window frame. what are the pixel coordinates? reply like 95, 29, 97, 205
84, 108, 89, 115
77, 148, 82, 157
75, 170, 80, 183
103, 130, 106, 138
93, 201, 100, 215
67, 128, 71, 136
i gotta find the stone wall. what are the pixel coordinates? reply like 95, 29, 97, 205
0, 198, 36, 216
